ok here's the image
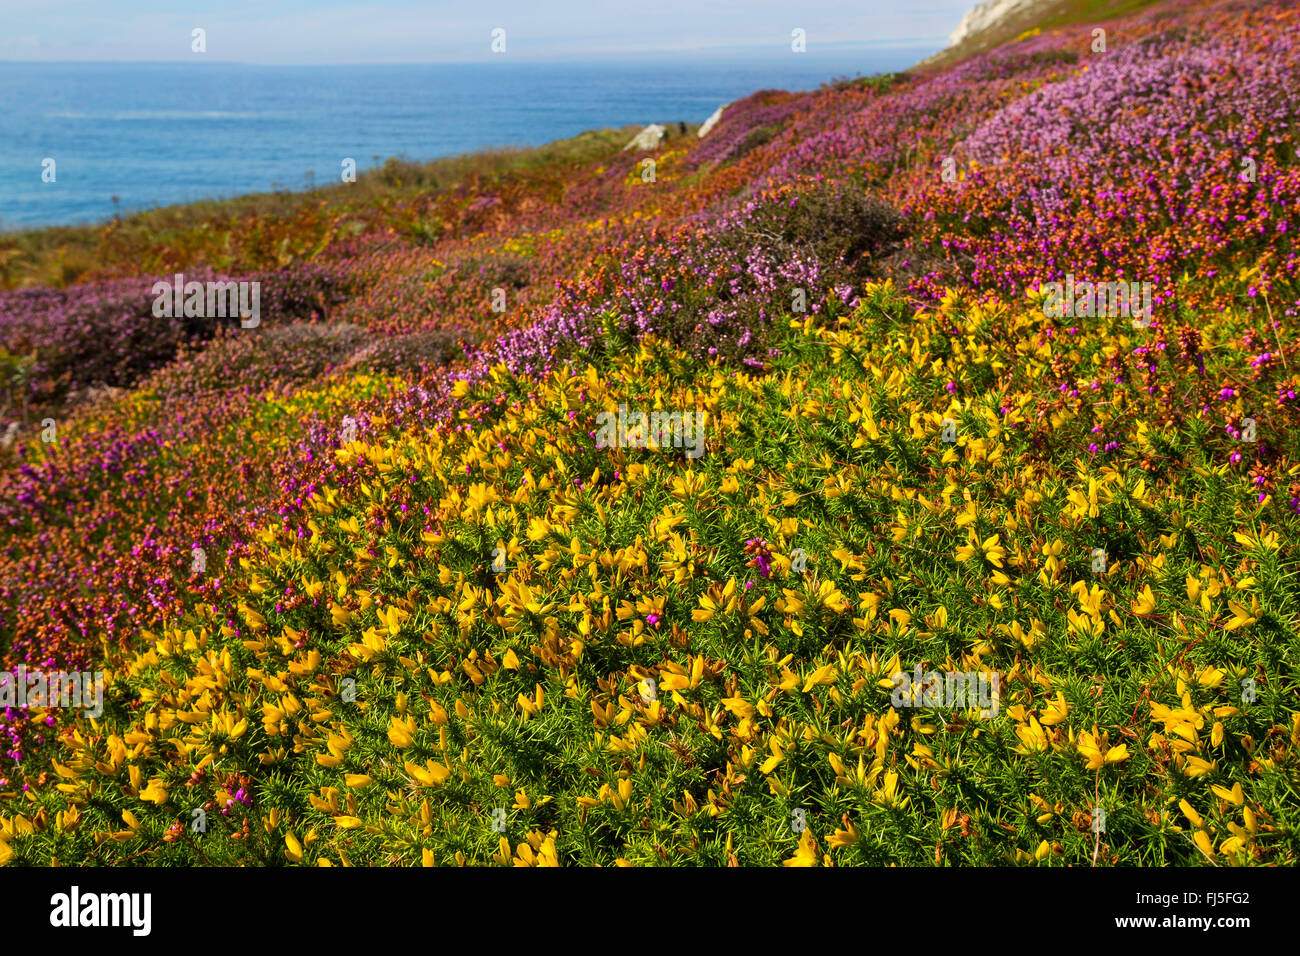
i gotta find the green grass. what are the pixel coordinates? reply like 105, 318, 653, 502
0, 124, 670, 289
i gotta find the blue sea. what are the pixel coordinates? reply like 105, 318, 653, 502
0, 54, 930, 230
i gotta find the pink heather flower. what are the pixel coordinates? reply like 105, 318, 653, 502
744, 538, 774, 578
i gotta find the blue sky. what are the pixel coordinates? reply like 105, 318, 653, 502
0, 1, 974, 63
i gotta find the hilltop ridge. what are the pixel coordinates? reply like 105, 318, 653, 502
915, 0, 1158, 70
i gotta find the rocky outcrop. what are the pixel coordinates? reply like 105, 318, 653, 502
697, 103, 729, 139
623, 124, 666, 151
948, 0, 1053, 47
911, 0, 1083, 71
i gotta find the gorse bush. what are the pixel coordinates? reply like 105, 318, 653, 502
4, 286, 1299, 867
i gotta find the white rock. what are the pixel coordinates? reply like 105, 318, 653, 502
623, 124, 666, 151
697, 103, 728, 139
947, 0, 1050, 47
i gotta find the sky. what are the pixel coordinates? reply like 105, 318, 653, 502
0, 1, 975, 64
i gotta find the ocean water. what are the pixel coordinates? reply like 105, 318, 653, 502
0, 55, 929, 229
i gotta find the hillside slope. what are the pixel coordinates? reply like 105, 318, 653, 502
915, 0, 1158, 71
1, 0, 1297, 867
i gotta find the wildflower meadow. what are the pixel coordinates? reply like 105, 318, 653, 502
0, 0, 1297, 882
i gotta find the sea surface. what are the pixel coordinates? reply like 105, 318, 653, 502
0, 54, 930, 229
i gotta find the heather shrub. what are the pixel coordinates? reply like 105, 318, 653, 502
246, 262, 354, 323
575, 209, 835, 371
462, 252, 533, 291
821, 72, 903, 94
0, 277, 206, 409
342, 328, 471, 374
153, 322, 370, 401
686, 90, 804, 170
740, 179, 907, 280
589, 181, 904, 372
0, 262, 353, 419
